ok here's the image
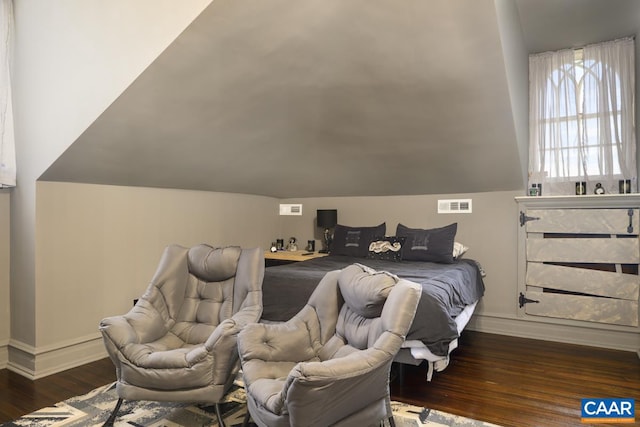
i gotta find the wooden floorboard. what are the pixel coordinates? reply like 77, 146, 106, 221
0, 331, 638, 426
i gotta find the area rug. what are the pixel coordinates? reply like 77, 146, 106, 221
3, 378, 501, 427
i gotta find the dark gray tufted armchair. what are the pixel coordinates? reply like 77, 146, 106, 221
238, 263, 421, 427
99, 243, 264, 427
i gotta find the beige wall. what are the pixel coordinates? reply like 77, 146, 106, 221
35, 181, 277, 350
0, 191, 9, 368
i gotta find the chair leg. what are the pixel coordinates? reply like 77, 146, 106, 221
241, 407, 251, 427
102, 398, 123, 427
388, 415, 397, 427
215, 403, 226, 427
395, 362, 405, 387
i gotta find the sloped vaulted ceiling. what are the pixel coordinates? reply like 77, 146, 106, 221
39, 0, 640, 198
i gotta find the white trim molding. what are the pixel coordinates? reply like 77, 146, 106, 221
469, 312, 640, 353
7, 333, 107, 379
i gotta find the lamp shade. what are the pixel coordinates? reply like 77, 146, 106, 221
317, 209, 338, 228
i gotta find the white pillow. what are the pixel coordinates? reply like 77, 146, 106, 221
452, 241, 469, 259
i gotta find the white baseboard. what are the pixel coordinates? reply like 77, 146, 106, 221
468, 312, 640, 353
0, 339, 8, 369
7, 334, 108, 379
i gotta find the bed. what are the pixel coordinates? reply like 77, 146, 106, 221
261, 244, 485, 380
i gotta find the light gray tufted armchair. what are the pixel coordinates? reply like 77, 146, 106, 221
99, 243, 264, 427
237, 263, 421, 427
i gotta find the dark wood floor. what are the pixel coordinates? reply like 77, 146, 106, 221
391, 331, 640, 427
0, 331, 638, 426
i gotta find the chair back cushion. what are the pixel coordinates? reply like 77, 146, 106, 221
172, 245, 242, 343
187, 245, 242, 282
338, 264, 396, 318
335, 264, 397, 351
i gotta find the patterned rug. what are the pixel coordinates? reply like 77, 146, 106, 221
3, 379, 500, 427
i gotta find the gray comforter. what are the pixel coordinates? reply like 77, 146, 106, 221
261, 255, 485, 357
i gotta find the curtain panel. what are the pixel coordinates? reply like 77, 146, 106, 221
528, 37, 636, 196
0, 0, 15, 188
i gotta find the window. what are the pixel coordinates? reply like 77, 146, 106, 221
528, 37, 636, 196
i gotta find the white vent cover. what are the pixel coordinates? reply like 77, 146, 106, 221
279, 204, 303, 215
438, 199, 472, 214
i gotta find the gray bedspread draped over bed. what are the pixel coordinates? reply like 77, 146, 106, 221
261, 255, 485, 357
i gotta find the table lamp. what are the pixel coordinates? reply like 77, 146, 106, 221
317, 209, 337, 253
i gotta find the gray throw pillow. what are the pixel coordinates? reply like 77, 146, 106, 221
396, 223, 457, 263
331, 223, 386, 257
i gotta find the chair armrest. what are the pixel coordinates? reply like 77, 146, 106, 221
284, 348, 392, 426
99, 315, 138, 349
99, 299, 169, 347
204, 318, 239, 351
293, 347, 388, 384
238, 317, 318, 363
203, 301, 262, 352
197, 307, 260, 385
231, 303, 262, 329
184, 318, 241, 383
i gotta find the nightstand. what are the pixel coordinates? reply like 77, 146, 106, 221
264, 250, 328, 267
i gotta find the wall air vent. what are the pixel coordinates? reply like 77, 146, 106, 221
279, 204, 303, 215
438, 199, 472, 214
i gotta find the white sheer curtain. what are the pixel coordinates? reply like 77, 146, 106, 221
0, 0, 15, 188
528, 37, 636, 196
